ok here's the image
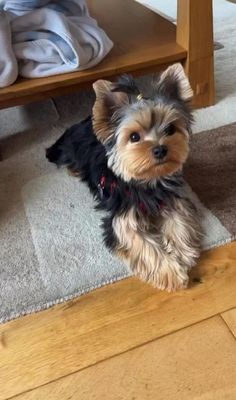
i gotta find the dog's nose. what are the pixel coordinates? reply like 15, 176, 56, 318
152, 145, 168, 159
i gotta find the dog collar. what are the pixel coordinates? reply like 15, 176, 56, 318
97, 174, 165, 214
98, 174, 117, 200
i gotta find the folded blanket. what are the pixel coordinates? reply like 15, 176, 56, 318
0, 11, 18, 87
0, 0, 113, 88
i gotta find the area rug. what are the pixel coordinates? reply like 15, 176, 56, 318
0, 120, 235, 323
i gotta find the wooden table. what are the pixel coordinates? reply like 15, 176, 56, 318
0, 0, 214, 109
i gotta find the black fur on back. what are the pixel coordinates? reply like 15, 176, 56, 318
46, 116, 184, 250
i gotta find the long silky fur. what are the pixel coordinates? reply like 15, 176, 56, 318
46, 66, 202, 292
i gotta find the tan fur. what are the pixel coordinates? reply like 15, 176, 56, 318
67, 167, 80, 177
113, 199, 201, 292
92, 80, 128, 143
109, 108, 189, 181
92, 69, 191, 183
91, 66, 200, 291
158, 63, 193, 101
161, 197, 202, 267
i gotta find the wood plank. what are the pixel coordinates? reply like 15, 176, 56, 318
176, 0, 215, 107
0, 54, 185, 110
10, 317, 236, 400
221, 308, 236, 338
0, 0, 186, 109
0, 242, 236, 399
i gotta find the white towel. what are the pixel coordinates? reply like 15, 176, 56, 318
0, 0, 113, 88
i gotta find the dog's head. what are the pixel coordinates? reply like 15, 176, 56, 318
92, 63, 193, 183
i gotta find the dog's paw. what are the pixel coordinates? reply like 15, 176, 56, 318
147, 266, 189, 292
166, 273, 189, 292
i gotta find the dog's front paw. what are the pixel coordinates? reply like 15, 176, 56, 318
147, 265, 189, 292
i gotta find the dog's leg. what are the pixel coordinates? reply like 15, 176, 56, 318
117, 239, 190, 292
113, 206, 201, 292
160, 197, 202, 285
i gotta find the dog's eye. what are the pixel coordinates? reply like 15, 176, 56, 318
130, 132, 141, 143
164, 124, 175, 136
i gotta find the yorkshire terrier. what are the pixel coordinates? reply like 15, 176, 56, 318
46, 63, 202, 292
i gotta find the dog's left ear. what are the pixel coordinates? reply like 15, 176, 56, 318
156, 63, 193, 102
92, 79, 129, 143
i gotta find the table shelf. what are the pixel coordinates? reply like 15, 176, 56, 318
0, 0, 214, 109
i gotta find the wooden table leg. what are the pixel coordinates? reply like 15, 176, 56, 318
176, 0, 215, 108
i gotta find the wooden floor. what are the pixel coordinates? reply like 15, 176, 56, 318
1, 242, 236, 400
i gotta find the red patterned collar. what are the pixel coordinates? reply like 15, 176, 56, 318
98, 174, 165, 214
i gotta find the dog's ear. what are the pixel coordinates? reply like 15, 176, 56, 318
155, 63, 193, 102
92, 79, 128, 143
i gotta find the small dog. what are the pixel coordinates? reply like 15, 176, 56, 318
46, 63, 202, 292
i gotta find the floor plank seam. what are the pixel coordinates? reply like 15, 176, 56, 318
5, 313, 235, 400
220, 314, 236, 340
